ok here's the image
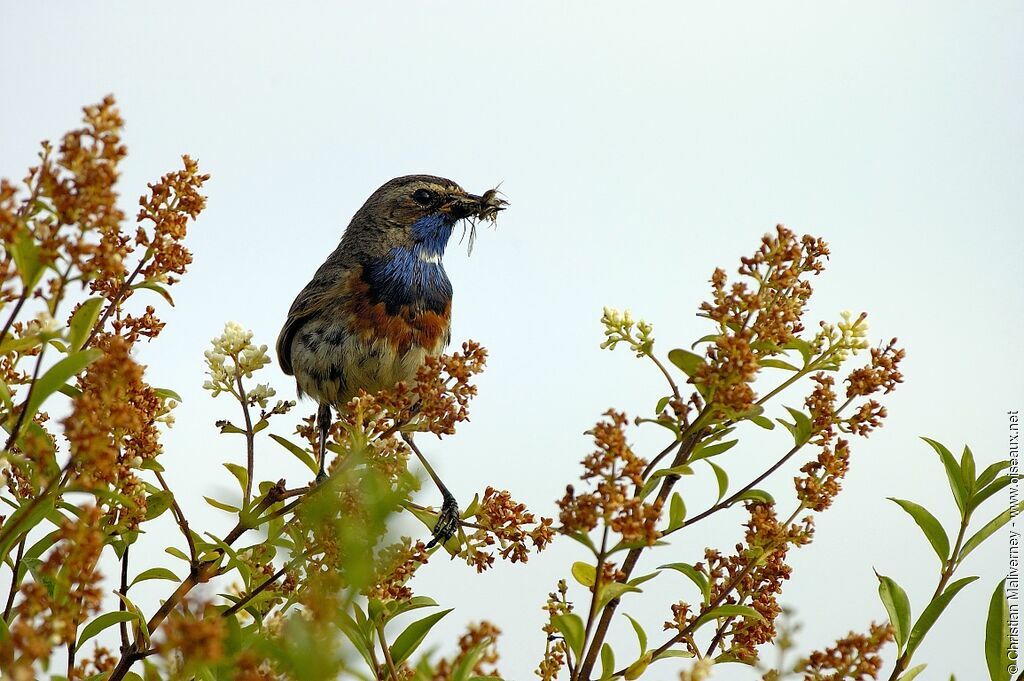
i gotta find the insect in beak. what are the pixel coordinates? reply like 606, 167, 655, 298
455, 187, 508, 255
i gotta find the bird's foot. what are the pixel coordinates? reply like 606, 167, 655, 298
426, 492, 460, 549
313, 469, 328, 486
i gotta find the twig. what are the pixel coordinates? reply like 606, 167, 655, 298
119, 546, 131, 652
376, 620, 400, 681
222, 551, 307, 618
3, 537, 26, 620
2, 344, 48, 454
154, 470, 198, 564
83, 257, 148, 349
107, 480, 288, 681
234, 373, 257, 505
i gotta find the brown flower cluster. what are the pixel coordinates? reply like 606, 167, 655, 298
796, 622, 893, 680
694, 226, 830, 417
796, 439, 851, 512
135, 154, 209, 286
64, 336, 164, 529
845, 339, 905, 399
558, 410, 662, 545
365, 537, 430, 601
536, 580, 571, 681
697, 502, 814, 662
157, 600, 227, 668
415, 340, 487, 436
471, 486, 554, 566
430, 621, 503, 680
4, 506, 104, 676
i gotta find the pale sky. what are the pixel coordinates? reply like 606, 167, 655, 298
2, 3, 1022, 679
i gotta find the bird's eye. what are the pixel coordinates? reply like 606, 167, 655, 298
412, 188, 434, 206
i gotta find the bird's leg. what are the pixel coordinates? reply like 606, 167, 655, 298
315, 402, 332, 483
401, 432, 459, 548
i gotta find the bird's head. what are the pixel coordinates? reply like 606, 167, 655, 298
348, 175, 506, 259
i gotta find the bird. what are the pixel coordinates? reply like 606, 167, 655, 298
276, 174, 505, 547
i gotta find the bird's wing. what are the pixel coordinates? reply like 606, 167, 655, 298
276, 273, 344, 377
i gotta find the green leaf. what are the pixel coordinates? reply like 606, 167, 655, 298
623, 613, 647, 654
888, 498, 950, 563
694, 604, 766, 630
960, 503, 1024, 561
224, 463, 249, 494
600, 643, 616, 681
759, 358, 800, 371
77, 611, 138, 647
552, 613, 585, 657
130, 567, 179, 588
735, 489, 775, 504
784, 406, 812, 445
907, 576, 978, 656
390, 608, 453, 664
10, 228, 44, 289
269, 433, 318, 474
922, 437, 968, 517
153, 387, 183, 403
899, 664, 927, 681
876, 572, 912, 651
961, 446, 977, 493
976, 461, 1010, 489
668, 492, 686, 532
67, 298, 104, 352
708, 461, 728, 502
571, 561, 597, 588
204, 496, 240, 514
690, 439, 738, 462
970, 476, 1011, 513
986, 580, 1011, 681
21, 349, 102, 424
144, 491, 173, 521
748, 414, 775, 430
132, 280, 176, 306
668, 349, 705, 378
660, 562, 710, 603
783, 338, 814, 365
597, 582, 642, 611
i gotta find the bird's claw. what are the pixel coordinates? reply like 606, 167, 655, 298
426, 492, 460, 549
314, 469, 328, 486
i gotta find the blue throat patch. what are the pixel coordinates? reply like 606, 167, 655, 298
362, 213, 454, 314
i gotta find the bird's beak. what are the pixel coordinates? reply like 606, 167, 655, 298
440, 190, 508, 221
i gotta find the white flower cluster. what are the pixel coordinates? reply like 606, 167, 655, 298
22, 310, 62, 339
246, 383, 277, 409
600, 306, 654, 357
202, 322, 271, 397
0, 455, 10, 487
680, 658, 715, 681
817, 310, 870, 362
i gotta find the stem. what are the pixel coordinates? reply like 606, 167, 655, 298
234, 373, 256, 505
2, 343, 48, 454
884, 512, 970, 681
83, 256, 148, 349
0, 459, 70, 555
3, 537, 25, 620
0, 287, 30, 346
119, 546, 131, 652
617, 504, 807, 677
574, 524, 610, 680
665, 397, 855, 537
575, 426, 704, 678
376, 621, 400, 681
222, 552, 306, 618
154, 470, 198, 563
66, 640, 76, 679
107, 480, 288, 681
